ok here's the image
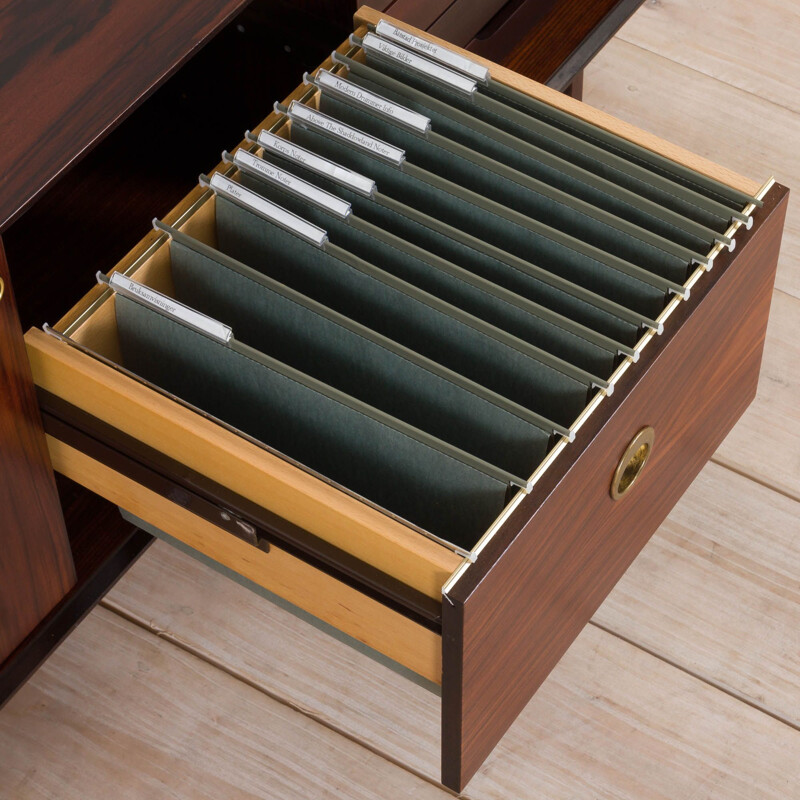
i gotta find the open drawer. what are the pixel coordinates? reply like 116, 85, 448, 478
24, 6, 788, 791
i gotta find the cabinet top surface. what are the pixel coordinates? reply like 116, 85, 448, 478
0, 0, 252, 232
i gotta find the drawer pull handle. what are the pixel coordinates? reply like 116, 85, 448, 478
0, 276, 4, 303
611, 426, 655, 500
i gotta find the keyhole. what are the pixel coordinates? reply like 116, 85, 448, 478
611, 427, 655, 500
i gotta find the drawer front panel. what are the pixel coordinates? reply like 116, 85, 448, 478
442, 183, 789, 790
47, 435, 443, 684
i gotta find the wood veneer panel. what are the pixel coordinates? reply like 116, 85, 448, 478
383, 0, 454, 31
2, 2, 337, 332
465, 0, 561, 67
0, 241, 75, 663
428, 0, 507, 47
494, 0, 643, 90
441, 183, 789, 791
0, 0, 254, 232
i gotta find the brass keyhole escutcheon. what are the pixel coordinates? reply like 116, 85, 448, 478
611, 426, 655, 501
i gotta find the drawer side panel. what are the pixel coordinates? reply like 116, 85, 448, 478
441, 183, 789, 791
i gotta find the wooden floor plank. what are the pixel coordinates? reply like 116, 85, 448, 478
103, 542, 441, 780
712, 289, 800, 500
0, 607, 449, 800
477, 624, 800, 800
584, 37, 800, 302
595, 461, 800, 724
104, 538, 800, 797
615, 0, 800, 116
585, 39, 800, 501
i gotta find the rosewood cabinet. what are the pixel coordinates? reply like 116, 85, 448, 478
10, 1, 786, 794
0, 242, 75, 663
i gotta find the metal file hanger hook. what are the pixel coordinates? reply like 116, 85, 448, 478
151, 218, 174, 239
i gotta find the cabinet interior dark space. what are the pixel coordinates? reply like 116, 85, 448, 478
4, 2, 344, 332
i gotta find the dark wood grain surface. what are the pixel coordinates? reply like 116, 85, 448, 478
441, 184, 789, 791
0, 0, 255, 232
379, 0, 643, 88
490, 0, 644, 89
465, 0, 560, 58
0, 239, 75, 662
3, 2, 338, 332
427, 0, 508, 47
0, 475, 151, 708
380, 0, 453, 31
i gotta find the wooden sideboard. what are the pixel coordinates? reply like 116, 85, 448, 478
0, 0, 643, 706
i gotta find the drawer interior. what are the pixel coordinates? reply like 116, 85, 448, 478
24, 9, 769, 666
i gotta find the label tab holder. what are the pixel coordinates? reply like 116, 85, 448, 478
287, 100, 406, 166
256, 129, 376, 197
231, 148, 352, 219
358, 32, 478, 96
315, 68, 431, 134
105, 272, 233, 344
375, 19, 490, 84
208, 172, 329, 247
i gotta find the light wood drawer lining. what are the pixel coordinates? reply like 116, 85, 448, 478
47, 436, 443, 684
26, 328, 461, 600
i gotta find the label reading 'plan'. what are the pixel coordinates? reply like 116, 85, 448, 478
316, 69, 430, 134
288, 101, 405, 166
210, 172, 328, 247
